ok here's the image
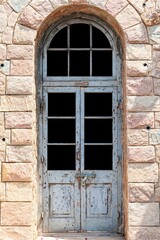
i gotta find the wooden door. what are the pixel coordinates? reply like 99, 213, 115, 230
42, 86, 119, 233
80, 88, 118, 231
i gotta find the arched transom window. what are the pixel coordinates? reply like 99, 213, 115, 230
43, 19, 118, 80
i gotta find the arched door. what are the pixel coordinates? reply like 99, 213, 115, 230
41, 18, 122, 233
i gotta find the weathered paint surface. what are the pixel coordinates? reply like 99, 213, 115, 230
42, 87, 120, 232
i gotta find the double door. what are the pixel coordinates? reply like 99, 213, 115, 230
42, 86, 119, 232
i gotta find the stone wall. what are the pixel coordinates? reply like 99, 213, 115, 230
0, 0, 160, 239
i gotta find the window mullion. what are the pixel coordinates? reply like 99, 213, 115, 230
90, 25, 92, 77
68, 25, 70, 76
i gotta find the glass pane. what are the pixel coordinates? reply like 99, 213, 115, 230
70, 24, 90, 48
49, 27, 67, 48
85, 145, 112, 170
48, 119, 75, 143
48, 93, 75, 116
92, 26, 111, 48
85, 93, 112, 116
85, 119, 112, 143
48, 145, 75, 170
92, 51, 112, 76
70, 51, 90, 76
47, 51, 67, 76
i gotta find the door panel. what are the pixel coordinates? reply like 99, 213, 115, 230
48, 171, 80, 232
80, 88, 118, 232
49, 184, 74, 217
86, 184, 112, 217
42, 87, 118, 232
43, 88, 81, 232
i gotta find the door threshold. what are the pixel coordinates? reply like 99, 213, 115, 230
37, 232, 125, 240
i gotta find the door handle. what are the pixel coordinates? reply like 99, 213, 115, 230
76, 173, 96, 187
82, 176, 88, 187
76, 173, 96, 178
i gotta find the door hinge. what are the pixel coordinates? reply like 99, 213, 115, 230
76, 151, 80, 161
40, 100, 44, 111
117, 99, 123, 109
117, 156, 122, 165
41, 156, 44, 163
117, 210, 123, 234
41, 211, 44, 219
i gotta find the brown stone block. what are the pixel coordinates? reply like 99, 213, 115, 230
116, 5, 141, 30
6, 146, 33, 162
0, 44, 6, 61
105, 0, 128, 16
129, 183, 154, 202
128, 96, 160, 112
155, 112, 160, 128
8, 11, 18, 27
69, 0, 88, 3
127, 129, 148, 146
2, 163, 32, 182
0, 227, 32, 240
7, 45, 34, 60
129, 203, 159, 226
128, 146, 155, 162
0, 182, 5, 201
128, 227, 160, 240
127, 112, 154, 129
13, 24, 36, 44
11, 60, 33, 76
155, 186, 160, 202
125, 23, 148, 43
0, 95, 33, 111
141, 8, 160, 26
148, 25, 160, 45
11, 129, 32, 145
2, 26, 13, 44
0, 5, 7, 34
128, 163, 158, 183
18, 5, 43, 30
3, 2, 13, 16
30, 0, 53, 18
149, 129, 160, 145
154, 79, 160, 95
0, 112, 4, 132
6, 76, 33, 94
127, 61, 151, 77
127, 0, 145, 14
0, 76, 5, 95
1, 202, 32, 225
155, 145, 160, 163
5, 112, 32, 129
127, 77, 153, 96
126, 44, 152, 60
6, 182, 32, 201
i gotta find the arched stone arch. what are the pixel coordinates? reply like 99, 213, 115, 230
15, 1, 148, 44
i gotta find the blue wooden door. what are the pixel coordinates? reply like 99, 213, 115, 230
42, 86, 119, 232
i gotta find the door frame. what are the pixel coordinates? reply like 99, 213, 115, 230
37, 14, 123, 235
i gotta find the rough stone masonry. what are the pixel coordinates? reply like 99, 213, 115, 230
0, 0, 160, 239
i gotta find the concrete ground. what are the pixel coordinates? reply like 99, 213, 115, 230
37, 232, 125, 240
